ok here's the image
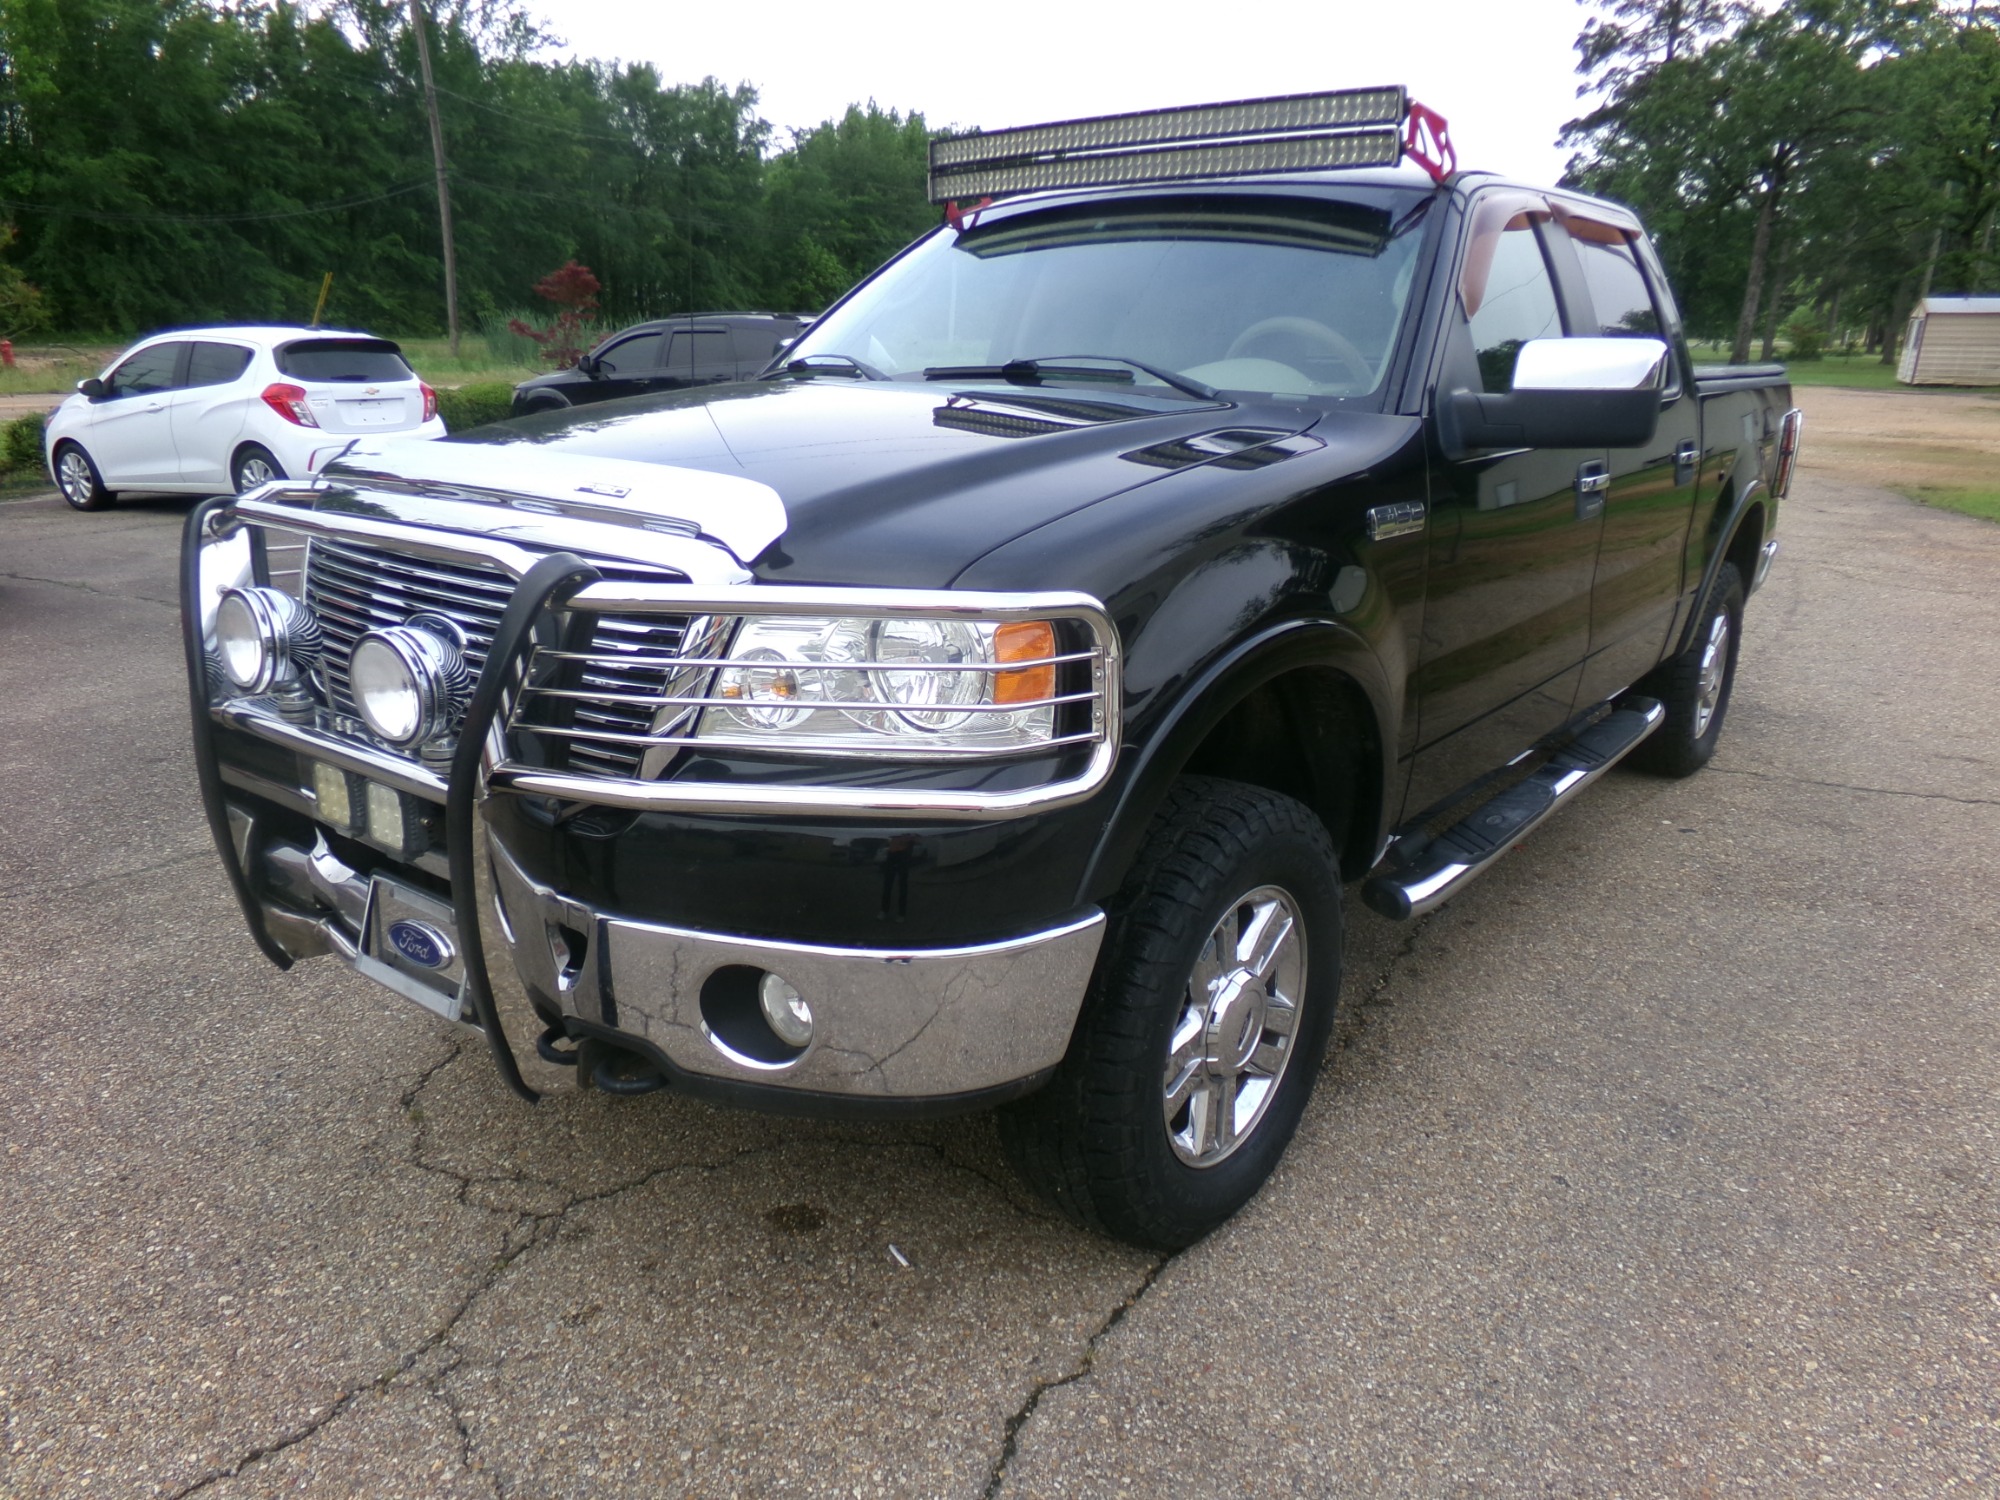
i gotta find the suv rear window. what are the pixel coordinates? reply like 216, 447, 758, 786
276, 339, 413, 383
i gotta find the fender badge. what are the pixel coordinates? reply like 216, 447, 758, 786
575, 482, 632, 499
387, 920, 455, 971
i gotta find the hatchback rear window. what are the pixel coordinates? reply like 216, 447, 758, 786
276, 339, 413, 383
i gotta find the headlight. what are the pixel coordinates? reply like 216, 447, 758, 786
697, 615, 1063, 753
214, 586, 322, 693
350, 625, 470, 747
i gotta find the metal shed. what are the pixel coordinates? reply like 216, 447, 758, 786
1898, 296, 2000, 385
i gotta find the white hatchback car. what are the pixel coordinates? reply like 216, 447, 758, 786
44, 326, 447, 510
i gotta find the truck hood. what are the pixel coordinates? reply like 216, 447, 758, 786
451, 379, 1322, 587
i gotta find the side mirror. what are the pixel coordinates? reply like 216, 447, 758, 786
1448, 337, 1669, 451
77, 377, 106, 399
576, 352, 602, 377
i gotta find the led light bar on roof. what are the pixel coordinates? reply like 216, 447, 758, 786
928, 86, 1414, 205
931, 129, 1404, 204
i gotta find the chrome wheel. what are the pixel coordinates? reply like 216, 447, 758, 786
57, 448, 95, 506
235, 454, 277, 493
1162, 884, 1306, 1167
1693, 610, 1731, 738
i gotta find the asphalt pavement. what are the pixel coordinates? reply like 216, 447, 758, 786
1, 397, 1994, 1497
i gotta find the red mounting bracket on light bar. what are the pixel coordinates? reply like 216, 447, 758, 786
929, 87, 1459, 211
1402, 101, 1457, 184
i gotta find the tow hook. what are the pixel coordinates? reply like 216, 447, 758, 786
577, 1037, 666, 1097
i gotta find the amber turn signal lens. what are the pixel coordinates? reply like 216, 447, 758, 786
993, 621, 1057, 705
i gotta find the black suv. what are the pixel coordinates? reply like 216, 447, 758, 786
510, 313, 806, 415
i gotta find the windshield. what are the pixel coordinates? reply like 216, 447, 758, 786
786, 192, 1432, 400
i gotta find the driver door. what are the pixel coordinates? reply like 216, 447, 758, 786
1405, 200, 1606, 816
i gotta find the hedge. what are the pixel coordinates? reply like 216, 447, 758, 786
0, 411, 47, 483
435, 381, 515, 432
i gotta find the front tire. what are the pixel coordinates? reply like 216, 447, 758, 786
53, 442, 114, 511
1631, 560, 1744, 778
231, 444, 286, 495
998, 776, 1343, 1249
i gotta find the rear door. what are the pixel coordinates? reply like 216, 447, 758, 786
171, 340, 255, 488
729, 320, 794, 378
87, 341, 190, 486
663, 326, 734, 387
1405, 196, 1607, 815
1554, 212, 1703, 705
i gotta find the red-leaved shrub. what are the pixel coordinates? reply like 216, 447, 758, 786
508, 260, 603, 368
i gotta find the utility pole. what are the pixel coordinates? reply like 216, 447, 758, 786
410, 0, 459, 356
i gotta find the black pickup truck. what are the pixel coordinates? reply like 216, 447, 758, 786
183, 88, 1801, 1250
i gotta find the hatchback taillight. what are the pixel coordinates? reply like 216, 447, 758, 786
420, 382, 438, 422
260, 383, 319, 428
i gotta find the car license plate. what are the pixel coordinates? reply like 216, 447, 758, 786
341, 398, 401, 425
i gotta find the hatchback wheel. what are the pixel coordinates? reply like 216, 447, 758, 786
232, 445, 286, 495
54, 443, 114, 511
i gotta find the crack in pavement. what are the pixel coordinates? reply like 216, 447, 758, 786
0, 568, 178, 609
170, 1040, 1060, 1497
980, 1258, 1167, 1499
1709, 764, 2000, 807
979, 911, 1437, 1496
426, 1355, 503, 1500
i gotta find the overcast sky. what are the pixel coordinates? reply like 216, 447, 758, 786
534, 0, 1594, 185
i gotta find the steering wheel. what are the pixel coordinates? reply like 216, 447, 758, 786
1224, 317, 1373, 390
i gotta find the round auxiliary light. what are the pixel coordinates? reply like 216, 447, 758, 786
757, 973, 815, 1049
349, 624, 470, 748
214, 586, 322, 694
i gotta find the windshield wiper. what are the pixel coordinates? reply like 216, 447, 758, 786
922, 355, 1217, 401
777, 353, 888, 381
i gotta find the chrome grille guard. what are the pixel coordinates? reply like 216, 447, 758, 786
194, 485, 1123, 822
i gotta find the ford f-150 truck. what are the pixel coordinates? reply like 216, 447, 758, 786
182, 88, 1801, 1249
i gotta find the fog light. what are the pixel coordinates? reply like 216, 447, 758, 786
215, 586, 321, 693
758, 973, 814, 1048
365, 781, 426, 858
350, 625, 469, 747
309, 759, 357, 829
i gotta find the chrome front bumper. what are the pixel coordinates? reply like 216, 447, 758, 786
233, 805, 1105, 1104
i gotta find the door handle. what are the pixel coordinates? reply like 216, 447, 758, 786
1675, 440, 1698, 484
1575, 460, 1609, 520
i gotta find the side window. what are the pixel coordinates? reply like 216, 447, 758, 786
1570, 233, 1662, 338
731, 324, 786, 366
595, 332, 663, 375
1465, 220, 1562, 393
669, 329, 732, 374
108, 342, 185, 396
186, 342, 253, 389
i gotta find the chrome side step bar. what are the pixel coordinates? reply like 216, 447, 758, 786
1363, 697, 1665, 921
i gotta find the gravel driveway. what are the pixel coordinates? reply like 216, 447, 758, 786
1, 386, 1994, 1497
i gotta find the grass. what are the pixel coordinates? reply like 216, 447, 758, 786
1903, 486, 2000, 524
1687, 341, 2000, 393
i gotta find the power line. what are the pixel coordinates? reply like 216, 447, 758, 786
0, 180, 434, 225
433, 84, 645, 146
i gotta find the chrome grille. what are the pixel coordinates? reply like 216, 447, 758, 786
303, 538, 692, 778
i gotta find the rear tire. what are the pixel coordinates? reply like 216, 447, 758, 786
53, 442, 113, 511
998, 776, 1343, 1250
1631, 560, 1744, 778
231, 444, 286, 495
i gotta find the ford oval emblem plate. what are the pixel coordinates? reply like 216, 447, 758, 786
387, 920, 455, 971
